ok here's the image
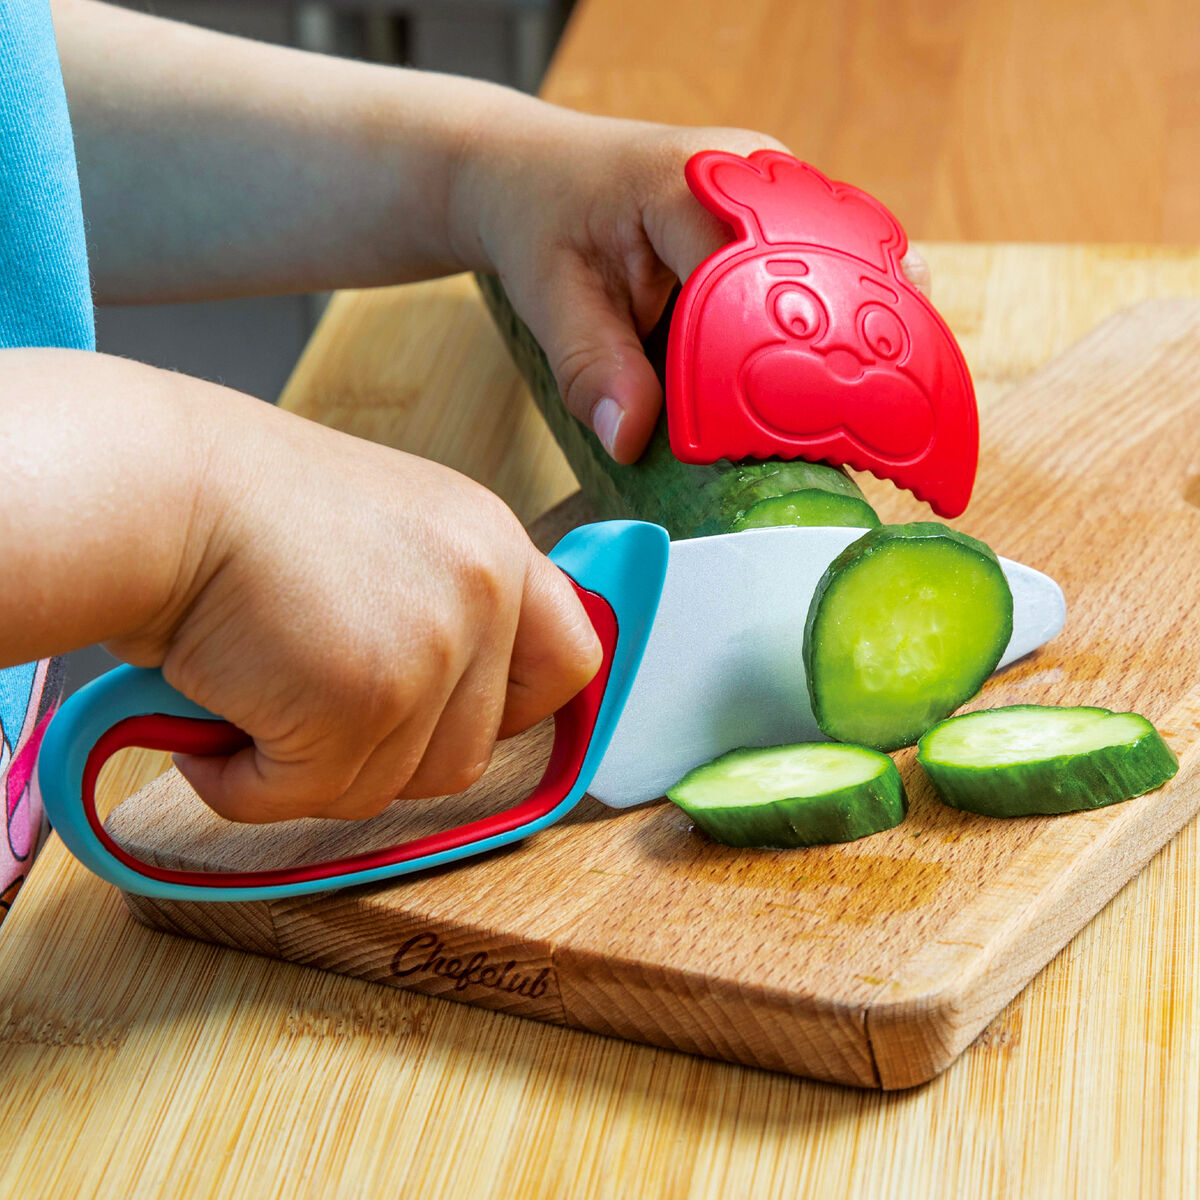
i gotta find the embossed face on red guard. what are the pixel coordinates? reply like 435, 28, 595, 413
665, 150, 978, 518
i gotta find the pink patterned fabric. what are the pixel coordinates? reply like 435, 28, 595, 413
0, 658, 62, 925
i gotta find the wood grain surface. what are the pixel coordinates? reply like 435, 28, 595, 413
544, 0, 1200, 242
3, 248, 1200, 1195
108, 297, 1200, 1089
1, 0, 1197, 1187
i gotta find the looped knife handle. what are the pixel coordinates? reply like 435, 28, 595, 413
37, 521, 669, 901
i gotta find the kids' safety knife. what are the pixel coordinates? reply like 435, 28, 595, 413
37, 152, 1061, 903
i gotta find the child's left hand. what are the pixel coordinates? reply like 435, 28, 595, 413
58, 6, 929, 465
447, 108, 930, 463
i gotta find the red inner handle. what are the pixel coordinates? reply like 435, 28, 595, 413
82, 584, 619, 890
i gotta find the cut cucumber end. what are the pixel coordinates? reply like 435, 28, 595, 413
666, 742, 907, 848
917, 704, 1179, 817
804, 523, 1014, 751
729, 491, 882, 532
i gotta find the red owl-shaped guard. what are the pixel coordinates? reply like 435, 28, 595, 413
665, 150, 977, 517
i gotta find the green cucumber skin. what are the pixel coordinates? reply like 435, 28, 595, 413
667, 748, 908, 848
917, 706, 1180, 818
475, 273, 879, 539
803, 523, 1014, 752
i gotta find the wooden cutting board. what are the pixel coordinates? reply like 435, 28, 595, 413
106, 298, 1200, 1090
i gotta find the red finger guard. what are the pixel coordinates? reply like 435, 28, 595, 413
666, 150, 977, 518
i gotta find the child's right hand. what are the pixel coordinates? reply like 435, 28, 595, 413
100, 380, 603, 825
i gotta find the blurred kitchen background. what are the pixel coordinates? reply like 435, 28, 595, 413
69, 0, 575, 692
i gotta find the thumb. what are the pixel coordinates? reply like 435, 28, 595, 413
644, 149, 934, 296
648, 196, 933, 297
499, 552, 602, 738
645, 195, 735, 289
509, 257, 665, 464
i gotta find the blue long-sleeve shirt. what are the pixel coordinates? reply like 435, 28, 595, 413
1, 0, 93, 349
0, 0, 94, 912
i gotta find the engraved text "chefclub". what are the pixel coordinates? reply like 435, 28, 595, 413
390, 932, 551, 998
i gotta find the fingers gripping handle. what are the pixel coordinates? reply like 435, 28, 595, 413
39, 591, 614, 900
37, 521, 670, 902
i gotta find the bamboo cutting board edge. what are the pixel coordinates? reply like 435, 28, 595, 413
117, 690, 1200, 1092
863, 686, 1200, 1086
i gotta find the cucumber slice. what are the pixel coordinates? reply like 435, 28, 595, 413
803, 523, 1014, 751
729, 490, 881, 532
666, 743, 907, 848
917, 705, 1179, 816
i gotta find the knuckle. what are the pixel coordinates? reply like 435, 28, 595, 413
565, 632, 604, 688
451, 756, 491, 793
276, 750, 366, 817
645, 125, 789, 175
279, 797, 330, 823
348, 652, 430, 731
286, 782, 354, 821
465, 560, 506, 614
469, 486, 523, 547
422, 758, 490, 799
551, 586, 604, 676
415, 621, 459, 683
696, 125, 790, 156
428, 633, 458, 685
553, 343, 613, 424
457, 517, 524, 615
158, 639, 208, 705
214, 783, 326, 825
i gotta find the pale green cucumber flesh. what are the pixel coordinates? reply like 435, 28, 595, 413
917, 705, 1179, 816
729, 490, 881, 531
667, 743, 907, 848
804, 523, 1014, 752
476, 274, 879, 539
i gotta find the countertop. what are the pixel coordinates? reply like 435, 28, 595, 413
5, 0, 1200, 1192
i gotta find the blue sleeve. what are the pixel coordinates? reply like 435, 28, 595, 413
0, 1, 94, 911
0, 0, 95, 351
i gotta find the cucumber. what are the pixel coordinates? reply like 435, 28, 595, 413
666, 742, 907, 848
917, 705, 1179, 817
475, 274, 879, 539
729, 490, 880, 532
804, 523, 1014, 751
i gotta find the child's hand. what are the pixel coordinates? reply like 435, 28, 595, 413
59, 11, 927, 463
58, 11, 926, 465
103, 386, 602, 824
449, 110, 929, 463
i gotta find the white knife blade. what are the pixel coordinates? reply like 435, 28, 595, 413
587, 525, 1066, 808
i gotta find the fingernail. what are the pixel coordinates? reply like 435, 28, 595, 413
592, 397, 624, 457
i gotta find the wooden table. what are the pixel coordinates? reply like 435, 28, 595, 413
3, 246, 1200, 1198
7, 0, 1200, 1192
546, 0, 1200, 242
